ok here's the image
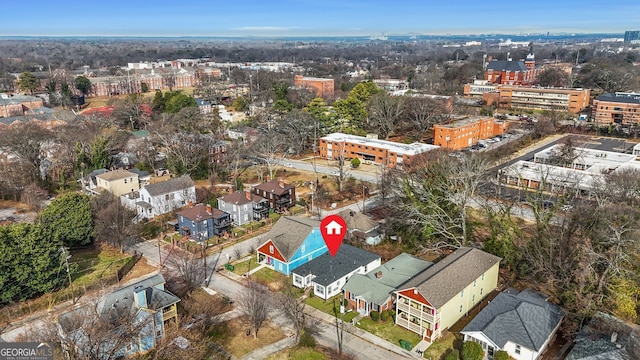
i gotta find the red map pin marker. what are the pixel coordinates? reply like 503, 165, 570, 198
320, 214, 347, 257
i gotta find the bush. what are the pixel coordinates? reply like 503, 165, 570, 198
298, 331, 316, 348
370, 311, 379, 321
444, 349, 460, 360
461, 341, 483, 360
493, 350, 509, 360
351, 157, 361, 168
380, 310, 389, 321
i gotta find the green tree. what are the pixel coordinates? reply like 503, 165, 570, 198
461, 341, 483, 360
334, 97, 367, 128
18, 71, 39, 94
272, 81, 289, 101
74, 76, 92, 96
37, 193, 94, 247
351, 157, 361, 168
232, 96, 249, 112
444, 349, 460, 360
493, 350, 509, 360
0, 223, 66, 304
140, 82, 149, 93
152, 90, 166, 113
272, 99, 293, 113
349, 81, 380, 104
165, 93, 197, 113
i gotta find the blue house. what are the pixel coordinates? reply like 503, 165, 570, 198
57, 273, 180, 359
257, 216, 327, 275
177, 203, 231, 240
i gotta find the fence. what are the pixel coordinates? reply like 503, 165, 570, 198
116, 251, 142, 282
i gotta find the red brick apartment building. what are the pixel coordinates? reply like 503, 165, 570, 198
592, 92, 640, 125
485, 53, 539, 86
294, 75, 334, 98
484, 86, 591, 114
319, 133, 439, 170
0, 94, 44, 118
433, 117, 508, 150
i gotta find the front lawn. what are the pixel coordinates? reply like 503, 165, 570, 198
422, 332, 461, 360
266, 347, 328, 360
355, 316, 422, 350
231, 257, 260, 276
208, 316, 285, 358
305, 295, 358, 323
249, 266, 289, 290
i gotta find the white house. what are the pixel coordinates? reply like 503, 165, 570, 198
291, 244, 381, 300
338, 209, 384, 245
461, 288, 564, 360
122, 175, 196, 220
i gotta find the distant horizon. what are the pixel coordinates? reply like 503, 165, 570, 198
1, 0, 638, 38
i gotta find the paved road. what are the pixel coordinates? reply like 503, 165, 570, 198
280, 158, 380, 183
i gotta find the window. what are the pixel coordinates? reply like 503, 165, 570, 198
474, 279, 477, 287
124, 178, 127, 184
459, 305, 463, 313
482, 273, 485, 280
461, 290, 464, 297
472, 294, 475, 303
301, 244, 305, 253
269, 245, 274, 253
515, 345, 521, 354
480, 288, 483, 295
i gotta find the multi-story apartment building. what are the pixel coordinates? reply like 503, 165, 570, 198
319, 133, 439, 170
294, 75, 334, 98
89, 68, 199, 97
432, 117, 508, 150
592, 92, 640, 125
0, 93, 44, 117
252, 179, 296, 213
483, 86, 590, 114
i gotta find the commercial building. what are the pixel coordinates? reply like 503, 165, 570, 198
294, 75, 334, 98
592, 92, 640, 125
319, 133, 440, 170
433, 117, 508, 150
624, 30, 640, 44
484, 86, 590, 114
463, 80, 499, 98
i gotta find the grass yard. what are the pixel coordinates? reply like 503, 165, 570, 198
250, 267, 289, 291
69, 245, 130, 286
305, 295, 358, 323
422, 332, 460, 360
355, 316, 422, 350
265, 347, 328, 360
208, 316, 285, 358
231, 257, 260, 276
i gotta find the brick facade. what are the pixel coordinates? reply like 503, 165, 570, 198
433, 117, 508, 150
294, 75, 334, 98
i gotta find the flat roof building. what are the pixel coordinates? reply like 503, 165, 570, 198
433, 116, 508, 150
592, 92, 640, 125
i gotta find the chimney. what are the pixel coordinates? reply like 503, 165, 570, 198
611, 332, 618, 343
375, 271, 382, 279
279, 180, 285, 188
245, 190, 251, 200
228, 187, 233, 194
188, 201, 193, 207
206, 204, 212, 215
507, 52, 512, 61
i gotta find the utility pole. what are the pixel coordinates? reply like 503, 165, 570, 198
334, 297, 345, 354
60, 247, 75, 303
362, 184, 367, 214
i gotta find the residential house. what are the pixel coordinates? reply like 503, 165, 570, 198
128, 168, 151, 187
125, 175, 196, 220
57, 273, 180, 358
80, 168, 109, 194
252, 179, 296, 213
338, 209, 384, 245
566, 311, 640, 360
462, 288, 564, 360
177, 203, 232, 241
394, 247, 501, 343
343, 253, 433, 315
94, 169, 140, 196
292, 244, 381, 300
256, 216, 326, 275
218, 190, 269, 226
110, 152, 139, 170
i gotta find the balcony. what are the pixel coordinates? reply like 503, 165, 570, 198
213, 219, 232, 227
396, 302, 440, 323
275, 196, 292, 205
395, 317, 424, 335
162, 307, 177, 322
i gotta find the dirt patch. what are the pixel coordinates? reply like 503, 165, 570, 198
210, 316, 286, 358
119, 256, 158, 283
0, 200, 38, 224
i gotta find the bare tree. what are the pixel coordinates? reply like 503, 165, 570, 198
404, 96, 450, 142
0, 122, 54, 182
155, 132, 211, 175
91, 193, 140, 253
166, 251, 206, 296
275, 285, 306, 342
252, 115, 288, 180
20, 183, 49, 211
368, 92, 404, 139
181, 291, 230, 336
238, 280, 270, 339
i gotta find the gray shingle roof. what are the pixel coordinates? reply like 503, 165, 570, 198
342, 253, 432, 305
292, 244, 380, 286
566, 312, 640, 360
266, 216, 320, 261
596, 93, 640, 105
462, 288, 564, 352
220, 190, 266, 205
144, 175, 194, 196
403, 247, 501, 308
486, 60, 528, 72
338, 209, 379, 233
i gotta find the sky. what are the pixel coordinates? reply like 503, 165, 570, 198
1, 0, 638, 37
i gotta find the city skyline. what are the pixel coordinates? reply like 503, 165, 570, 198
1, 0, 638, 37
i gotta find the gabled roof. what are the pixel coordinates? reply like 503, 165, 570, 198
262, 216, 320, 262
402, 247, 501, 308
343, 253, 432, 305
177, 204, 228, 221
338, 209, 379, 233
486, 60, 528, 72
462, 289, 564, 352
567, 312, 640, 360
219, 190, 266, 205
128, 168, 151, 178
254, 179, 295, 196
144, 175, 194, 196
292, 244, 380, 286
